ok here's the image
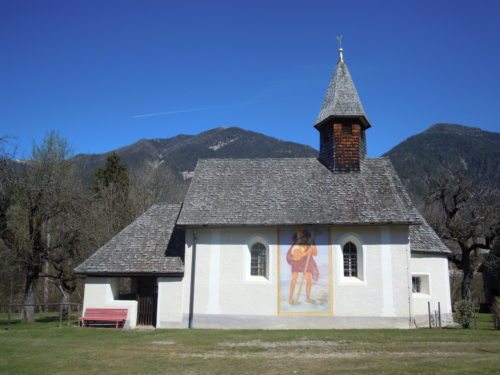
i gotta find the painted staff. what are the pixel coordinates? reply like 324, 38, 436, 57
292, 229, 319, 304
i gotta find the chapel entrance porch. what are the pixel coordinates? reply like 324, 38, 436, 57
115, 276, 159, 328
136, 277, 158, 327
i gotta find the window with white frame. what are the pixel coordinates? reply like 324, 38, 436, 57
412, 274, 430, 295
250, 242, 267, 277
412, 276, 421, 293
343, 242, 357, 277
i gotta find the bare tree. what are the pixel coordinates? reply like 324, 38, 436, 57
480, 219, 500, 306
425, 171, 500, 302
0, 136, 20, 306
129, 164, 178, 212
0, 132, 84, 321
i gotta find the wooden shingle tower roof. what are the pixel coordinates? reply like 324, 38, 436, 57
315, 44, 371, 129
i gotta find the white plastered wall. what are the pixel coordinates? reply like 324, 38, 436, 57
157, 277, 184, 328
182, 227, 278, 318
332, 226, 412, 319
410, 253, 452, 325
179, 225, 414, 328
82, 277, 138, 329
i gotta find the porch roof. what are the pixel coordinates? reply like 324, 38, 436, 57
75, 203, 184, 275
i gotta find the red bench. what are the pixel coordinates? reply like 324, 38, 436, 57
80, 308, 128, 328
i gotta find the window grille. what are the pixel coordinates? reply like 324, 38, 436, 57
412, 276, 421, 293
343, 242, 357, 277
250, 242, 267, 277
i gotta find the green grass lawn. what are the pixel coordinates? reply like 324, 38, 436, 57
0, 314, 499, 375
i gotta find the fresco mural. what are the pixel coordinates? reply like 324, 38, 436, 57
278, 228, 332, 315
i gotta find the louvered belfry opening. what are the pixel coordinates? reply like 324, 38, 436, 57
137, 277, 158, 327
317, 119, 367, 172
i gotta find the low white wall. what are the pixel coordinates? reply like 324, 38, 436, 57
410, 253, 452, 326
82, 277, 138, 329
157, 277, 185, 328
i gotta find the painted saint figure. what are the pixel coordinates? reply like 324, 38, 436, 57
286, 229, 319, 304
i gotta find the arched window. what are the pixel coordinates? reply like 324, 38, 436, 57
250, 242, 267, 277
343, 242, 357, 277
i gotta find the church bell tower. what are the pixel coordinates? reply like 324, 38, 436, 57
315, 42, 371, 172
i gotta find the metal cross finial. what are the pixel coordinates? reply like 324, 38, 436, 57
336, 34, 343, 49
336, 35, 344, 62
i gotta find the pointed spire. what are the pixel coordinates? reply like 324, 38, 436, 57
314, 41, 370, 129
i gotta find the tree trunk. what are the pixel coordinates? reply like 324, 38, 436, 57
461, 250, 473, 302
21, 273, 38, 322
58, 283, 70, 319
43, 261, 49, 312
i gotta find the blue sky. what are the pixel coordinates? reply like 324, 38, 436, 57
1, 0, 499, 157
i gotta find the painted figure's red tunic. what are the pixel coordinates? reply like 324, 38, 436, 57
286, 244, 319, 281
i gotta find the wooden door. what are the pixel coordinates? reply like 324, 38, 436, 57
137, 278, 158, 326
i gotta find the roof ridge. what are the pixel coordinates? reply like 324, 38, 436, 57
198, 157, 319, 162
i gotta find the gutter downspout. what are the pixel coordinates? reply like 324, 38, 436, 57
188, 230, 197, 329
406, 227, 413, 328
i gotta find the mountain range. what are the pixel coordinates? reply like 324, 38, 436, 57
73, 127, 317, 202
383, 124, 500, 207
73, 123, 500, 206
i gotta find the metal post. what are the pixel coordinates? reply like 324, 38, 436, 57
59, 304, 63, 328
67, 304, 71, 326
428, 301, 432, 329
438, 302, 442, 328
8, 277, 13, 327
77, 303, 81, 327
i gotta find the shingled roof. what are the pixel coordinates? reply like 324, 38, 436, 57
75, 203, 184, 275
315, 55, 371, 129
177, 157, 420, 226
410, 214, 451, 254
